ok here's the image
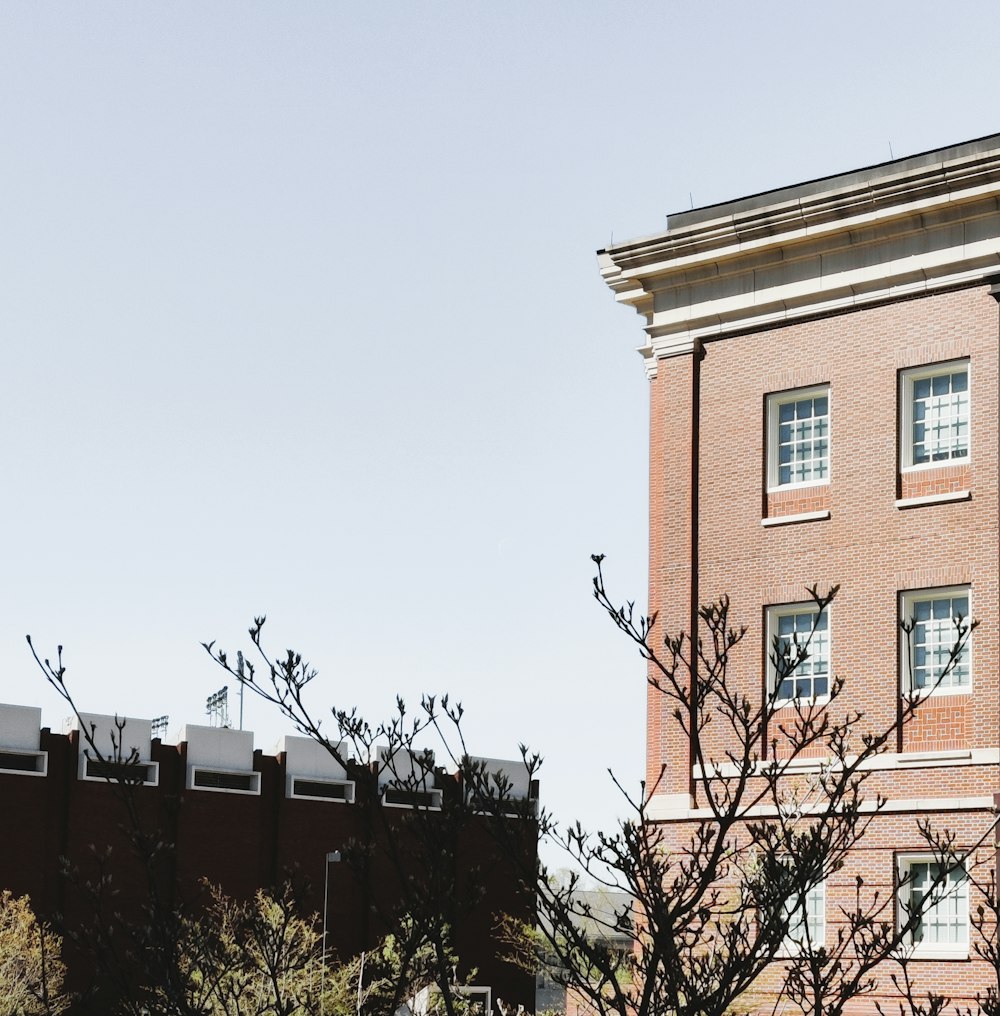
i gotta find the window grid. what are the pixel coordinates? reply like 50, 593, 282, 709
770, 606, 830, 703
776, 393, 830, 487
901, 361, 971, 470
902, 860, 968, 949
784, 881, 825, 951
903, 589, 971, 692
912, 368, 969, 465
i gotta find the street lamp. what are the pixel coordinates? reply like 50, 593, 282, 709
320, 850, 341, 1015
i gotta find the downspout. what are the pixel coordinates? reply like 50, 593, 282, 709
987, 279, 1000, 862
689, 341, 703, 806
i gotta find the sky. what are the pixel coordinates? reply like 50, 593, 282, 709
2, 1, 1000, 866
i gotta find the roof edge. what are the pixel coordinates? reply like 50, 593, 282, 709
665, 132, 1000, 231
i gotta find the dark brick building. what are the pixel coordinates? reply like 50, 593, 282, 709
0, 703, 536, 1012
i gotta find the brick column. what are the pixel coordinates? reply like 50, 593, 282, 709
647, 346, 700, 805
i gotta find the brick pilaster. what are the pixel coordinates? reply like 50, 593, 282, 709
647, 349, 699, 797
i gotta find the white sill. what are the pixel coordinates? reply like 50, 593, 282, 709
776, 945, 823, 959
905, 684, 972, 700
896, 749, 972, 766
896, 489, 971, 509
762, 509, 830, 527
773, 695, 831, 710
901, 458, 971, 474
766, 479, 830, 495
900, 946, 969, 961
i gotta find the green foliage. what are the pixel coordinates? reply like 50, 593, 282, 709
152, 884, 483, 1016
0, 890, 71, 1016
324, 915, 480, 1016
152, 881, 322, 1016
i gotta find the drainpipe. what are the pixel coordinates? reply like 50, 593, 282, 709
986, 277, 1000, 878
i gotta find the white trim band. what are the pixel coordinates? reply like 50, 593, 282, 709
646, 793, 996, 823
693, 746, 999, 780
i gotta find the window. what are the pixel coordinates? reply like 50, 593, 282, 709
767, 386, 830, 490
0, 750, 47, 776
898, 856, 968, 957
767, 604, 831, 703
900, 587, 971, 693
288, 777, 356, 803
84, 757, 157, 785
901, 361, 970, 469
188, 766, 261, 795
782, 880, 825, 953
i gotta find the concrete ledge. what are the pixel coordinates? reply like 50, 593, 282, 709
647, 794, 996, 823
762, 509, 830, 528
645, 792, 694, 820
693, 747, 999, 780
895, 489, 971, 509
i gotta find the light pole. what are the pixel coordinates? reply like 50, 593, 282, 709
320, 850, 341, 1015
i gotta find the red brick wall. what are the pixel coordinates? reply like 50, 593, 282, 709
690, 285, 997, 758
654, 806, 998, 1013
646, 282, 1000, 1005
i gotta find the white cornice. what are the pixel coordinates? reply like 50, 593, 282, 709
692, 746, 999, 781
601, 139, 1000, 378
642, 748, 999, 821
646, 793, 996, 823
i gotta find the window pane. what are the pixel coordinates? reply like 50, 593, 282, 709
772, 607, 830, 701
907, 590, 971, 690
910, 366, 969, 466
905, 861, 968, 948
772, 389, 830, 487
783, 877, 825, 951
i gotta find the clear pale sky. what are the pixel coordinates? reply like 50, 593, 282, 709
2, 2, 999, 855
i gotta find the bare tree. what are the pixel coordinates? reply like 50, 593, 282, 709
490, 556, 990, 1016
26, 551, 991, 1016
202, 629, 534, 1016
232, 556, 983, 1016
25, 638, 202, 1016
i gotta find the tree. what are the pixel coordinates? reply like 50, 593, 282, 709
152, 879, 484, 1016
0, 890, 71, 1016
202, 633, 536, 1016
153, 880, 323, 1016
27, 640, 205, 1016
25, 636, 531, 1016
27, 554, 992, 1015
496, 556, 992, 1016
206, 556, 994, 1016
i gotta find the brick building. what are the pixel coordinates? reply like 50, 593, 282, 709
598, 135, 1000, 1008
0, 703, 536, 1013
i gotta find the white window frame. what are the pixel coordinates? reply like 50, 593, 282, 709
456, 986, 492, 1015
187, 765, 261, 795
778, 876, 825, 956
766, 385, 831, 492
897, 854, 969, 959
767, 603, 832, 706
900, 360, 971, 471
0, 749, 48, 777
80, 754, 159, 787
286, 775, 356, 804
899, 586, 972, 697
